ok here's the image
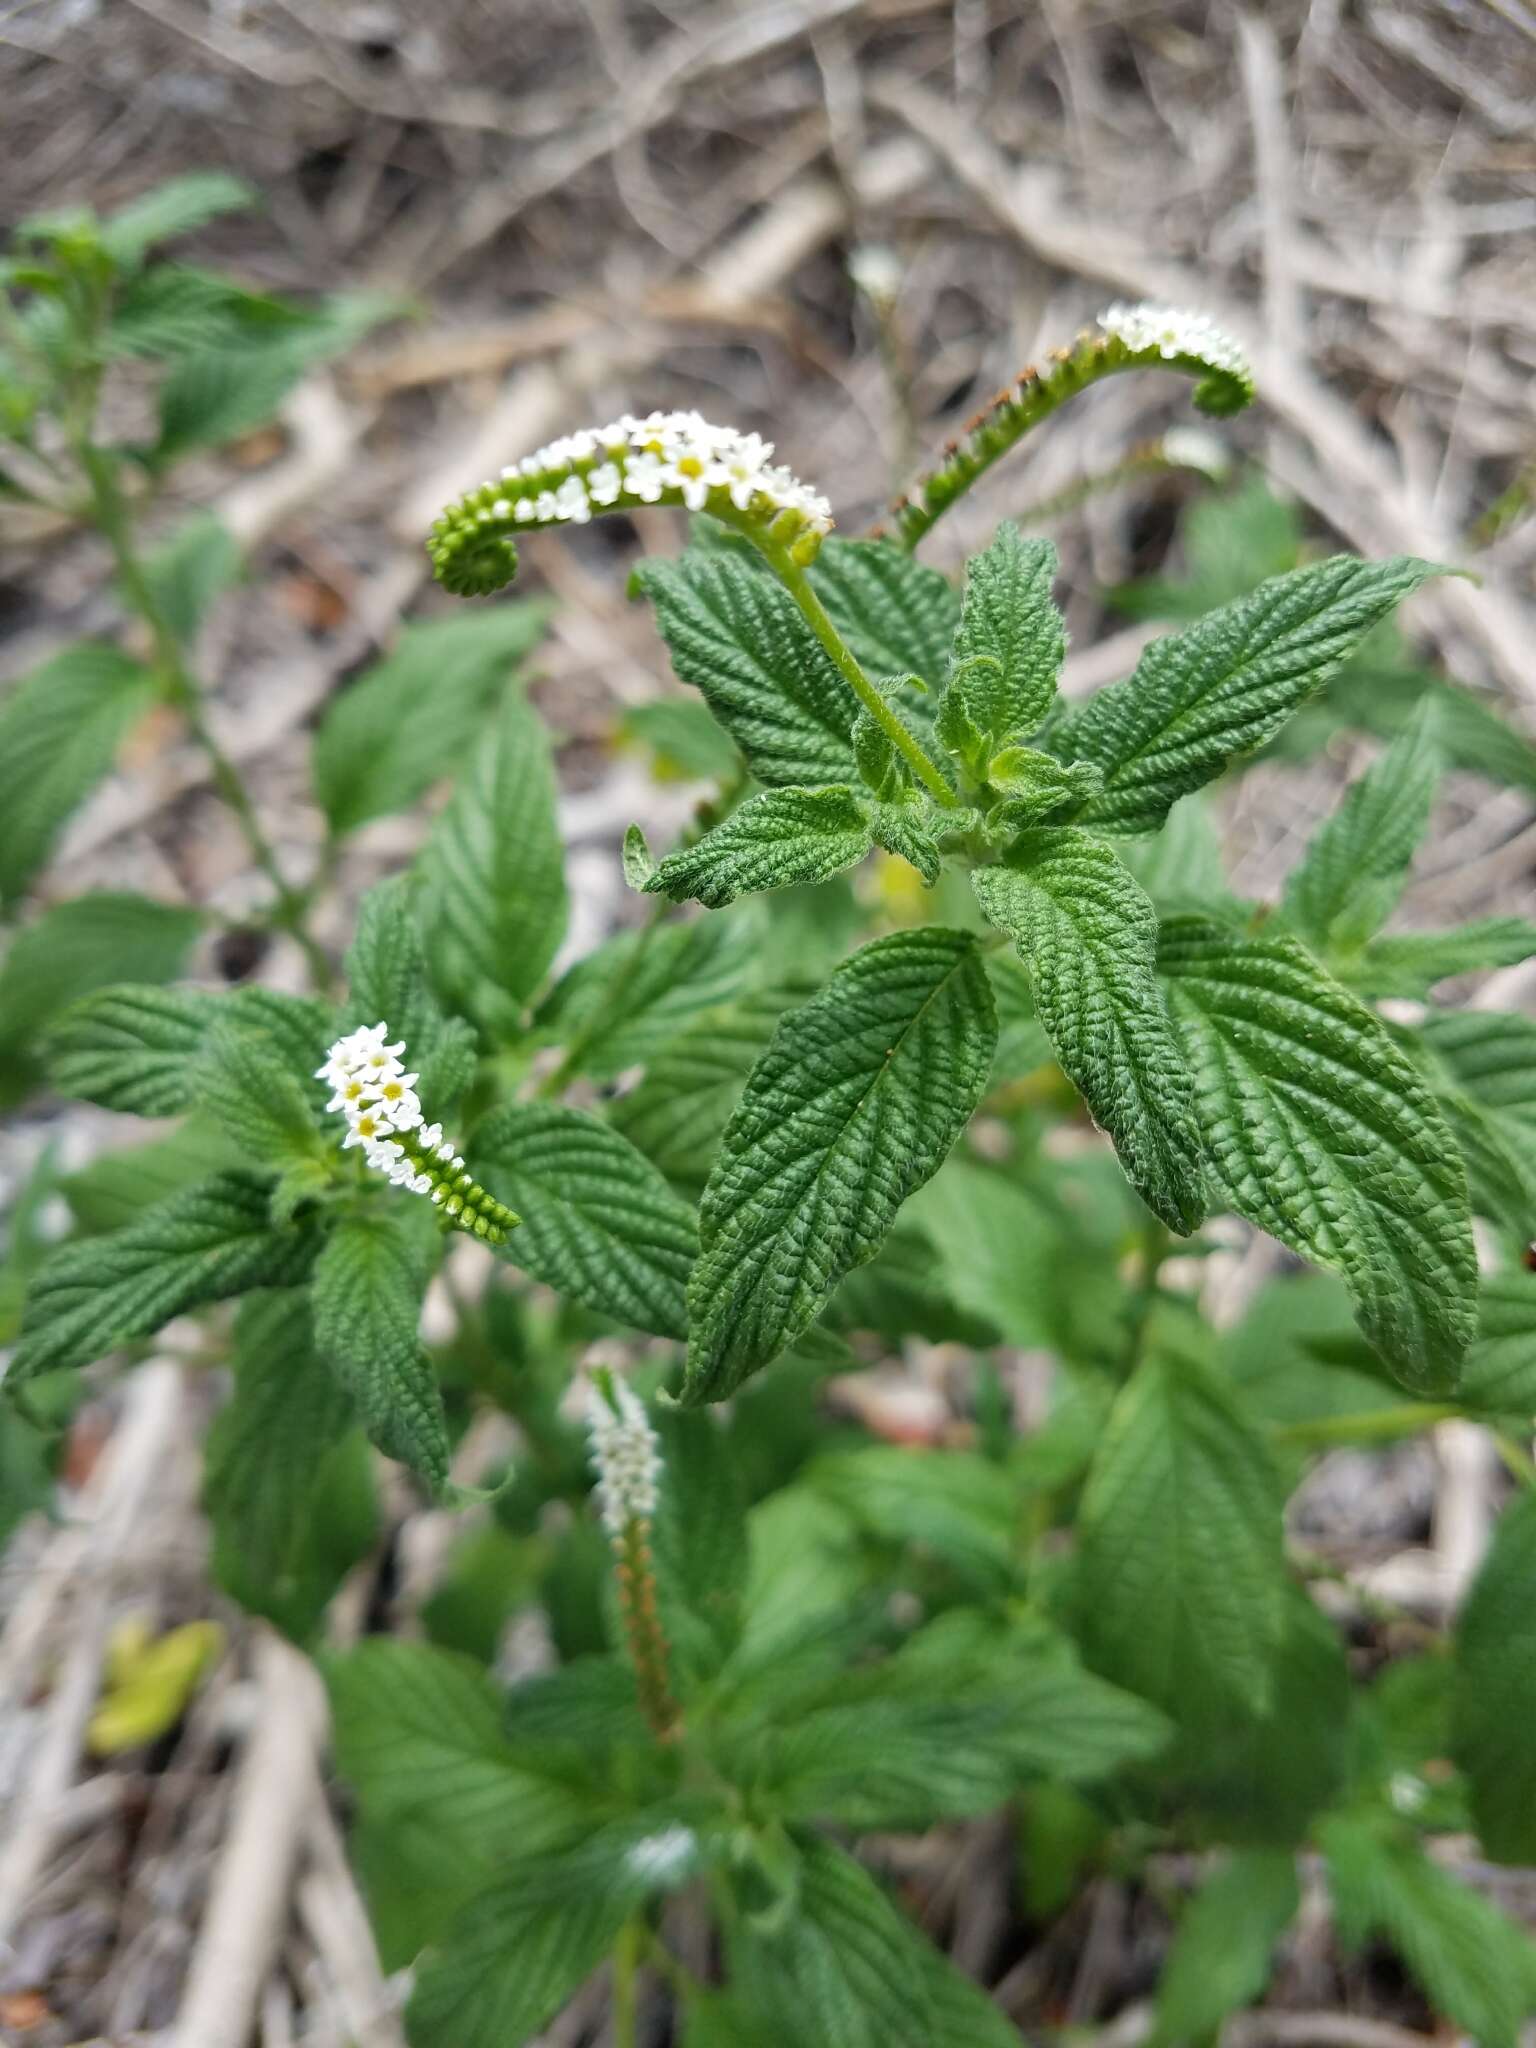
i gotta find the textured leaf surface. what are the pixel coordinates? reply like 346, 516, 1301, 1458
204, 1290, 374, 1640
1453, 1488, 1536, 1862
0, 895, 202, 1057
1060, 557, 1441, 833
343, 876, 476, 1106
809, 536, 959, 687
1322, 1817, 1536, 2048
48, 984, 329, 1118
417, 688, 567, 1036
685, 928, 997, 1401
1351, 919, 1536, 999
633, 553, 858, 787
473, 1103, 697, 1337
944, 525, 1063, 752
1160, 918, 1477, 1393
1077, 1348, 1286, 1721
646, 786, 872, 907
8, 1171, 317, 1385
974, 831, 1206, 1233
312, 1212, 448, 1490
730, 1837, 933, 2048
314, 608, 547, 835
192, 1016, 326, 1172
1281, 700, 1441, 954
0, 645, 158, 907
1419, 1009, 1536, 1132
1152, 1852, 1299, 2048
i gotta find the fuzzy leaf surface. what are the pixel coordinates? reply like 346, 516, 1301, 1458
943, 525, 1063, 755
974, 830, 1206, 1232
342, 876, 476, 1106
473, 1103, 697, 1338
312, 1211, 448, 1492
646, 786, 872, 908
1060, 557, 1442, 833
1160, 918, 1477, 1393
632, 553, 858, 787
684, 928, 996, 1401
7, 1170, 317, 1385
1077, 1348, 1286, 1721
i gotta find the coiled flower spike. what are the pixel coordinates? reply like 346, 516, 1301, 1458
316, 1023, 519, 1245
426, 410, 834, 597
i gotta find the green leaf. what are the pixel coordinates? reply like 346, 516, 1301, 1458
646, 785, 872, 907
415, 688, 566, 1037
1461, 1271, 1536, 1417
729, 1836, 934, 2048
46, 984, 328, 1119
192, 1016, 326, 1175
1060, 557, 1444, 835
1114, 792, 1234, 914
106, 267, 304, 361
941, 526, 1063, 760
137, 512, 240, 646
472, 1103, 697, 1338
1453, 1488, 1536, 1862
327, 1639, 593, 1968
812, 1444, 1015, 1594
911, 1942, 1026, 2048
974, 830, 1206, 1233
622, 823, 654, 891
342, 875, 475, 1107
204, 1290, 374, 1640
1077, 1347, 1286, 1721
62, 1119, 241, 1235
868, 798, 943, 883
0, 647, 159, 908
809, 536, 960, 688
983, 747, 1102, 830
1321, 1816, 1536, 2048
539, 904, 763, 1081
1160, 917, 1478, 1393
0, 895, 202, 1063
652, 1408, 750, 1685
1430, 1089, 1536, 1238
620, 697, 741, 782
0, 1402, 53, 1549
1350, 919, 1536, 1000
7, 1170, 318, 1386
1281, 699, 1442, 954
684, 927, 997, 1402
632, 552, 859, 787
313, 609, 549, 836
312, 1211, 448, 1491
1152, 1851, 1299, 2048
1419, 1009, 1536, 1133
99, 172, 255, 264
609, 985, 809, 1197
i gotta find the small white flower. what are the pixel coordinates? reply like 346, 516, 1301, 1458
1097, 302, 1250, 384
553, 474, 592, 523
534, 490, 559, 521
514, 496, 535, 521
586, 1375, 662, 1534
417, 1122, 443, 1152
625, 1825, 697, 1886
622, 451, 666, 503
587, 461, 623, 507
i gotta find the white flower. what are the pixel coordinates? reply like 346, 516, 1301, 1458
417, 1122, 443, 1152
622, 451, 666, 503
587, 461, 623, 507
534, 490, 559, 521
625, 1825, 697, 1885
1097, 302, 1250, 383
586, 1375, 662, 1534
553, 474, 592, 523
514, 496, 535, 521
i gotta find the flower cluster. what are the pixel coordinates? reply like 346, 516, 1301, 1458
316, 1024, 517, 1245
586, 1373, 662, 1535
428, 411, 833, 595
1097, 301, 1252, 390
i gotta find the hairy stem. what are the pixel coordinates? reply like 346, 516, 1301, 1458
615, 1513, 682, 1743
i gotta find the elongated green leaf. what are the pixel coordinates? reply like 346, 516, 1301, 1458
632, 553, 858, 787
646, 785, 872, 907
417, 689, 567, 1037
1461, 1271, 1536, 1417
1078, 1347, 1286, 1721
1061, 557, 1442, 834
974, 831, 1206, 1233
343, 875, 475, 1107
685, 927, 997, 1402
1453, 1489, 1536, 1862
941, 525, 1062, 757
473, 1103, 697, 1337
539, 904, 763, 1081
100, 171, 255, 263
1282, 700, 1442, 954
192, 1016, 326, 1175
1152, 1852, 1299, 2048
314, 608, 548, 836
137, 512, 240, 645
1419, 1010, 1536, 1132
1322, 1816, 1536, 2048
62, 1121, 240, 1236
651, 1408, 750, 1684
204, 1290, 374, 1639
1160, 918, 1478, 1393
1351, 919, 1536, 1000
813, 1444, 1015, 1593
328, 1639, 594, 1968
0, 895, 202, 1059
7, 1171, 318, 1386
809, 536, 960, 688
621, 697, 741, 782
730, 1836, 933, 2048
47, 983, 329, 1119
0, 649, 159, 908
312, 1212, 447, 1491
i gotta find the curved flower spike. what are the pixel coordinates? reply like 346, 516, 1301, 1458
884, 302, 1254, 550
427, 410, 834, 596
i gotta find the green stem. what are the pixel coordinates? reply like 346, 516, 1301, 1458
74, 441, 332, 991
771, 554, 958, 808
612, 1917, 642, 2048
1121, 1218, 1170, 1373
1273, 1403, 1460, 1449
